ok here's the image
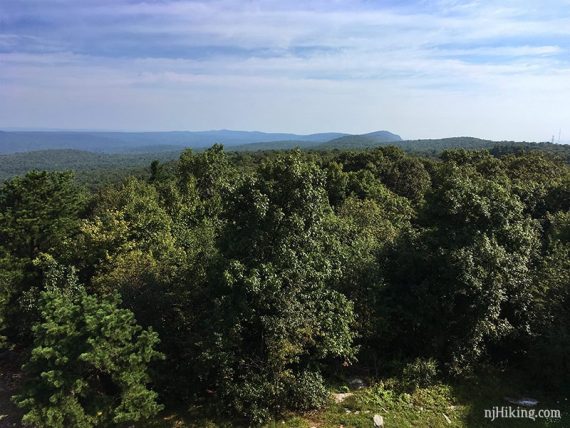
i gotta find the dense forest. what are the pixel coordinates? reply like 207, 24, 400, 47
0, 149, 181, 187
1, 145, 569, 426
2, 138, 569, 186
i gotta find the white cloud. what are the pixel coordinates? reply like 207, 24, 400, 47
1, 0, 569, 139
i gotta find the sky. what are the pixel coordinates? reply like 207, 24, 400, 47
1, 0, 570, 141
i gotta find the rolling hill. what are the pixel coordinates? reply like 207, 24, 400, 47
0, 130, 348, 154
0, 149, 182, 184
318, 136, 496, 152
317, 130, 403, 150
229, 130, 403, 151
2, 130, 569, 185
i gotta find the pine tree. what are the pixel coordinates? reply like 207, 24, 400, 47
13, 263, 164, 427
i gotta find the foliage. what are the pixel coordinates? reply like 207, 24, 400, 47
13, 261, 163, 427
177, 144, 237, 217
0, 171, 86, 343
380, 162, 541, 374
1, 144, 569, 425
402, 358, 439, 389
0, 171, 84, 261
0, 150, 179, 186
527, 211, 570, 390
199, 151, 357, 423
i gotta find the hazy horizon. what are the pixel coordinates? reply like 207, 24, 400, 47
1, 1, 569, 141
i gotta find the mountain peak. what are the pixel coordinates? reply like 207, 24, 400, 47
362, 130, 403, 140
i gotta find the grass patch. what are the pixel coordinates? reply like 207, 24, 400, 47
143, 372, 569, 427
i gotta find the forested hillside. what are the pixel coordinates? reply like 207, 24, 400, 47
2, 139, 569, 187
0, 149, 182, 186
1, 146, 569, 426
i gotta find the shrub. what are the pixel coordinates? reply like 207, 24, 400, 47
287, 371, 329, 411
402, 358, 439, 389
13, 281, 164, 427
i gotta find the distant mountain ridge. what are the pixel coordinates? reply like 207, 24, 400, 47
1, 129, 565, 158
0, 130, 350, 154
315, 130, 403, 150
204, 130, 403, 152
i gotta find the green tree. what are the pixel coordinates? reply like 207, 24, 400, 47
377, 147, 431, 204
333, 192, 412, 366
527, 211, 570, 389
0, 249, 24, 347
0, 171, 84, 261
381, 163, 540, 374
324, 161, 349, 207
0, 171, 85, 343
14, 259, 163, 428
177, 144, 236, 218
202, 151, 356, 423
78, 174, 219, 403
502, 152, 568, 217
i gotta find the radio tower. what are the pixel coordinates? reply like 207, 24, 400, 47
559, 129, 562, 144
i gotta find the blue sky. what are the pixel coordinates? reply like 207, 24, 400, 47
1, 0, 569, 140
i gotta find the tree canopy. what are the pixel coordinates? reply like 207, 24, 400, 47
1, 145, 569, 425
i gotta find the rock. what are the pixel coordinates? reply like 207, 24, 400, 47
373, 414, 384, 427
349, 377, 366, 390
443, 413, 452, 424
332, 392, 353, 403
504, 397, 539, 407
